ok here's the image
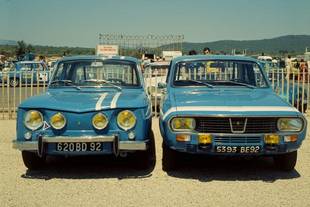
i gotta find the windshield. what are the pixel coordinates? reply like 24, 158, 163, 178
173, 60, 268, 88
51, 59, 140, 88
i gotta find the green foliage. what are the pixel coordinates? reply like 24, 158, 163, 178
0, 42, 95, 58
16, 40, 27, 57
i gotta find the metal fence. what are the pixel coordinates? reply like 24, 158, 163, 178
0, 70, 50, 119
0, 66, 309, 120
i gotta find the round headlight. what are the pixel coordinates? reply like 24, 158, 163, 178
24, 110, 43, 131
117, 110, 136, 131
92, 113, 108, 130
171, 117, 196, 131
277, 118, 303, 132
50, 112, 66, 130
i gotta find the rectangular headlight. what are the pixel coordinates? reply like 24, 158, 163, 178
277, 118, 303, 132
171, 117, 196, 131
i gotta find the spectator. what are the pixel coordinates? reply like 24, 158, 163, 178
188, 50, 197, 55
203, 47, 211, 55
285, 55, 292, 79
299, 59, 308, 81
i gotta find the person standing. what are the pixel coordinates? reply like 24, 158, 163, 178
188, 50, 197, 55
285, 55, 292, 80
203, 47, 211, 55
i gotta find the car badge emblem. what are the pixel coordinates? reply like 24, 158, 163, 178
42, 121, 51, 130
229, 118, 247, 134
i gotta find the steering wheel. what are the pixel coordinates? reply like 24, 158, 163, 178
106, 78, 126, 85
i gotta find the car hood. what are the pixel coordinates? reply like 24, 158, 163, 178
19, 88, 148, 113
174, 88, 290, 107
165, 88, 300, 118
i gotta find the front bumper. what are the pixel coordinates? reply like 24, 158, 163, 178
13, 135, 148, 156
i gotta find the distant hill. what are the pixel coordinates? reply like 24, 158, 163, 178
0, 39, 17, 45
178, 35, 310, 55
1, 35, 310, 57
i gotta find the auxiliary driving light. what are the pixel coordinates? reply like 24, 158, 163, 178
198, 134, 212, 144
92, 113, 108, 130
264, 134, 280, 145
117, 110, 136, 131
50, 112, 66, 130
24, 110, 43, 131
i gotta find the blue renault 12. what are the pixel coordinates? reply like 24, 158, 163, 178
159, 55, 307, 171
13, 55, 153, 170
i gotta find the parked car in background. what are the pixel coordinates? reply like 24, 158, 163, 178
13, 55, 154, 170
160, 55, 307, 171
0, 61, 49, 87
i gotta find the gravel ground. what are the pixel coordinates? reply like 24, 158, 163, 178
1, 117, 310, 207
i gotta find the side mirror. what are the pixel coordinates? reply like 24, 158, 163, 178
158, 82, 166, 89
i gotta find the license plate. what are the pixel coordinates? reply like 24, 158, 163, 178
56, 142, 103, 152
215, 146, 260, 154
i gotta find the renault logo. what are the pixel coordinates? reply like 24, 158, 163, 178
229, 118, 247, 134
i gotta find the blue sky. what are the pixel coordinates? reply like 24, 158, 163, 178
0, 0, 309, 47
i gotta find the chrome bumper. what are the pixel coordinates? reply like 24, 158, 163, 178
12, 135, 148, 153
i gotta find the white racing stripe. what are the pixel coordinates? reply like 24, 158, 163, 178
110, 92, 121, 109
162, 106, 299, 120
95, 93, 108, 111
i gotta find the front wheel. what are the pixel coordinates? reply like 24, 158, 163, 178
273, 151, 297, 171
22, 151, 45, 170
162, 142, 180, 171
9, 78, 19, 87
134, 130, 156, 169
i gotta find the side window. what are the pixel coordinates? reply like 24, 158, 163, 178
22, 63, 32, 71
254, 64, 268, 87
166, 61, 172, 83
53, 63, 64, 81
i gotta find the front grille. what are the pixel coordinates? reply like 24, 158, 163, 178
214, 136, 261, 144
195, 117, 278, 134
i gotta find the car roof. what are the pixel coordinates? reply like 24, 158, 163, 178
17, 61, 44, 64
59, 55, 140, 63
145, 61, 170, 66
171, 55, 260, 64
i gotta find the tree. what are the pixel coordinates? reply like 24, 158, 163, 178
27, 44, 34, 53
16, 40, 27, 58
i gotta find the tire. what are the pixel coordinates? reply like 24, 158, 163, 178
162, 142, 180, 171
22, 151, 45, 170
134, 130, 156, 169
9, 78, 19, 87
274, 151, 297, 171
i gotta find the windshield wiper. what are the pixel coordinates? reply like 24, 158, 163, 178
81, 79, 122, 91
50, 80, 81, 90
175, 80, 214, 88
216, 80, 256, 89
